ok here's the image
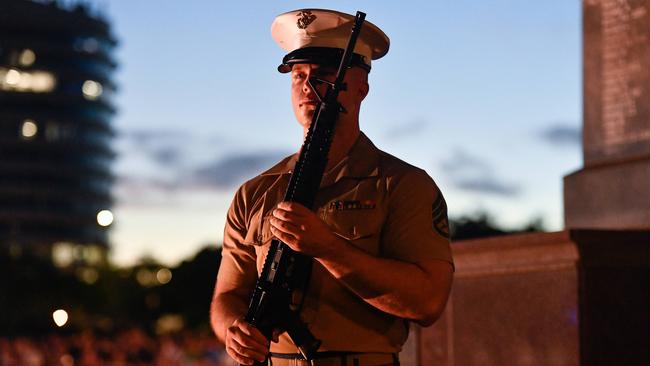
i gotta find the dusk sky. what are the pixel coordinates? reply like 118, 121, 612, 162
91, 0, 583, 266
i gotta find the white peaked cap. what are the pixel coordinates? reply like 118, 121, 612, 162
271, 9, 390, 72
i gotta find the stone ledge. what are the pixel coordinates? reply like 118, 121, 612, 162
452, 231, 578, 278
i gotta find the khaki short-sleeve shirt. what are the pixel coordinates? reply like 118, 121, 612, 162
216, 132, 453, 354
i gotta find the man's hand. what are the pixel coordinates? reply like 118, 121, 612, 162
270, 201, 339, 258
225, 318, 269, 365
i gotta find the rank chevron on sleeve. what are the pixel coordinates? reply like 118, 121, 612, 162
432, 195, 450, 239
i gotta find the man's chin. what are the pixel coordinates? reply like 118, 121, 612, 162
301, 111, 315, 123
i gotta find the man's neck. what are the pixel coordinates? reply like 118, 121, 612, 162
301, 122, 360, 172
326, 128, 360, 171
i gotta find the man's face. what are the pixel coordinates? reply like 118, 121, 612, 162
290, 63, 369, 129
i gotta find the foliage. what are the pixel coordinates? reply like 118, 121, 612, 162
0, 246, 222, 336
450, 212, 545, 241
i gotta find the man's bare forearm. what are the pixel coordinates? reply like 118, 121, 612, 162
315, 236, 453, 326
210, 292, 249, 342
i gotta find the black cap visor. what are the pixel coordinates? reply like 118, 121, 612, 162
278, 47, 370, 73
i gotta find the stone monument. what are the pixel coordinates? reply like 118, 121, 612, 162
411, 1, 650, 365
564, 0, 650, 229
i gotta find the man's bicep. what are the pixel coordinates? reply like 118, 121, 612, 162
211, 186, 259, 338
381, 170, 453, 265
217, 185, 259, 292
215, 249, 257, 297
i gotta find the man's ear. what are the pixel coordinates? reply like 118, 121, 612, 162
359, 81, 369, 101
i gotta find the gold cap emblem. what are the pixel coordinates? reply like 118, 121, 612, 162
296, 10, 316, 29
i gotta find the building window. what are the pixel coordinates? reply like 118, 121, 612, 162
0, 67, 56, 93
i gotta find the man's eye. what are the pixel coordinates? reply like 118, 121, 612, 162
293, 73, 306, 80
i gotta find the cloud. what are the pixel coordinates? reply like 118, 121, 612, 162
120, 129, 191, 144
117, 128, 190, 168
439, 148, 491, 174
384, 119, 429, 140
439, 148, 520, 197
117, 128, 225, 169
114, 150, 291, 207
539, 124, 581, 147
114, 175, 182, 207
114, 127, 292, 206
190, 150, 291, 189
150, 146, 182, 166
454, 177, 520, 196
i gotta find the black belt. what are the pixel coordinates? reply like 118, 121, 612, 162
269, 352, 400, 366
270, 351, 359, 360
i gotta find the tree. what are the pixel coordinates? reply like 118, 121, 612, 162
450, 212, 545, 241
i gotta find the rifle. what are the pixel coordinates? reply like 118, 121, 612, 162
242, 11, 367, 366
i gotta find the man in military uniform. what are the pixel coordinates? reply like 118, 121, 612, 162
211, 9, 454, 366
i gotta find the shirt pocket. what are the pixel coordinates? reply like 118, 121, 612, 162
244, 194, 276, 273
259, 205, 328, 244
260, 213, 274, 244
242, 208, 263, 246
248, 191, 282, 246
325, 209, 381, 255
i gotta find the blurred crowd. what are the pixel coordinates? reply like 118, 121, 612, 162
0, 328, 235, 366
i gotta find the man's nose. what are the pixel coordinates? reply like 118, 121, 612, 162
302, 77, 326, 98
302, 80, 318, 98
302, 80, 312, 94
302, 76, 315, 93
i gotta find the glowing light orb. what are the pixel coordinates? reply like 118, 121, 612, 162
21, 119, 38, 138
30, 71, 56, 92
82, 80, 103, 100
5, 69, 20, 85
96, 210, 114, 227
19, 49, 36, 66
53, 309, 68, 327
156, 268, 172, 284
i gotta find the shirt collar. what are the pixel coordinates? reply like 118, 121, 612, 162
260, 131, 380, 184
260, 152, 298, 176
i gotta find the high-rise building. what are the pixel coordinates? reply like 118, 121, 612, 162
0, 0, 117, 263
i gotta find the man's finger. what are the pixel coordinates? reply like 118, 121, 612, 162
272, 207, 303, 222
270, 217, 303, 236
230, 328, 268, 353
277, 201, 309, 215
272, 328, 283, 343
237, 321, 270, 347
228, 335, 268, 363
270, 226, 299, 247
226, 347, 252, 366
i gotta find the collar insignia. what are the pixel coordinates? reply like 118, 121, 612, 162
296, 11, 317, 29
